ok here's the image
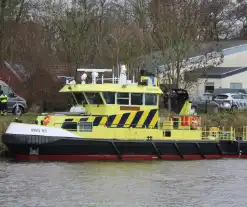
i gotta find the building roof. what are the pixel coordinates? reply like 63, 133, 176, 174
45, 64, 75, 81
0, 80, 8, 86
137, 40, 247, 73
3, 61, 30, 82
2, 61, 75, 83
185, 66, 247, 79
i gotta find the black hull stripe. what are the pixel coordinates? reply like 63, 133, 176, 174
117, 113, 130, 127
130, 111, 144, 128
142, 109, 157, 128
106, 115, 116, 127
4, 134, 247, 161
80, 118, 88, 122
93, 117, 102, 126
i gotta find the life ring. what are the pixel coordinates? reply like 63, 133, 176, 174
43, 114, 51, 126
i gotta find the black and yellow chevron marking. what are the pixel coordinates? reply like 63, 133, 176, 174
61, 109, 158, 129
65, 116, 107, 126
106, 109, 158, 128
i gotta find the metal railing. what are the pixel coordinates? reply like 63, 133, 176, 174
40, 120, 247, 141
201, 126, 236, 140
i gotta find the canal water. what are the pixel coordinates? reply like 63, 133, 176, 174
0, 160, 247, 207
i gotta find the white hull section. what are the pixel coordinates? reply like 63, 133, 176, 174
5, 123, 82, 138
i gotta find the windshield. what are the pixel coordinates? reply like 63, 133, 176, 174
215, 95, 228, 99
0, 85, 14, 96
72, 92, 87, 105
85, 92, 103, 104
102, 92, 115, 104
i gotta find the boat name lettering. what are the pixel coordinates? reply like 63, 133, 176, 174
31, 128, 47, 133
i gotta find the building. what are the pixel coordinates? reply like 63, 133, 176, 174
136, 40, 247, 96
137, 40, 247, 74
186, 66, 247, 96
0, 61, 29, 97
0, 61, 74, 100
188, 43, 247, 97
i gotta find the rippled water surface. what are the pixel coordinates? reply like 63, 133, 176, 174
1, 160, 247, 207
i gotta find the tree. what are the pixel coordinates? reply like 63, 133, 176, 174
0, 0, 28, 63
148, 0, 224, 112
149, 0, 224, 89
0, 0, 7, 63
199, 0, 234, 40
232, 0, 247, 38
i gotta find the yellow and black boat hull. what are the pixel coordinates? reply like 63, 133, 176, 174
2, 130, 247, 161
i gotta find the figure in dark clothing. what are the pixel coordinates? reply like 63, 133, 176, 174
0, 90, 8, 115
0, 90, 3, 115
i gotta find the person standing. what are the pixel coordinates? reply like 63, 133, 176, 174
0, 90, 2, 115
0, 91, 8, 116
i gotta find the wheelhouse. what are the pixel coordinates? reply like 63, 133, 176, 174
59, 65, 163, 115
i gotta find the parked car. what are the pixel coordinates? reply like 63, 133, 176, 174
213, 88, 247, 97
191, 95, 219, 114
213, 93, 247, 111
0, 80, 27, 115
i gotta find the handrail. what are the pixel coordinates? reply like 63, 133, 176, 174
41, 121, 247, 141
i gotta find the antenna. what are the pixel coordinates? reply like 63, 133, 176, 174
77, 68, 112, 84
92, 71, 99, 84
57, 76, 75, 85
119, 64, 127, 85
77, 69, 112, 72
81, 73, 87, 84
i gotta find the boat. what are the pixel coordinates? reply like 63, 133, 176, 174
2, 64, 247, 161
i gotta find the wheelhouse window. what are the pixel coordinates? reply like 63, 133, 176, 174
72, 92, 87, 105
102, 92, 115, 104
117, 93, 129, 105
85, 92, 103, 104
131, 93, 143, 105
145, 93, 157, 105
